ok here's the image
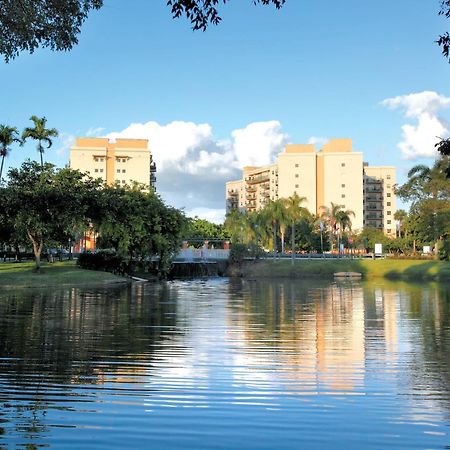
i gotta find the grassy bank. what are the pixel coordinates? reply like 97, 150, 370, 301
241, 258, 450, 281
0, 260, 129, 289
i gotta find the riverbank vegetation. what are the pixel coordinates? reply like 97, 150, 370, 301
241, 259, 450, 281
0, 160, 187, 275
224, 155, 450, 261
0, 260, 127, 288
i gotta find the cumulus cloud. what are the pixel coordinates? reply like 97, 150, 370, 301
381, 91, 450, 159
307, 136, 328, 147
105, 120, 289, 222
186, 207, 226, 224
56, 133, 76, 156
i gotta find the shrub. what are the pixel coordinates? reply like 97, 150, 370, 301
77, 249, 127, 274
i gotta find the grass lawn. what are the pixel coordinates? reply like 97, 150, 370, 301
242, 258, 450, 281
0, 259, 129, 288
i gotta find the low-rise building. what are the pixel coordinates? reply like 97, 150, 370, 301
70, 137, 156, 188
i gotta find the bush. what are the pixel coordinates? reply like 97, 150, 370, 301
229, 243, 249, 267
77, 249, 127, 274
438, 239, 450, 261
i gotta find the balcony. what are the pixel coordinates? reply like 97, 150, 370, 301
246, 174, 270, 185
245, 185, 257, 193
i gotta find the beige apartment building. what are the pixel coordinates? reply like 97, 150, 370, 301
70, 137, 156, 188
363, 165, 396, 235
226, 138, 396, 234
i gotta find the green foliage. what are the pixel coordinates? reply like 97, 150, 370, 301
77, 250, 126, 274
396, 157, 450, 247
22, 116, 58, 168
0, 0, 103, 62
0, 125, 22, 181
1, 160, 187, 275
229, 243, 249, 267
185, 217, 226, 239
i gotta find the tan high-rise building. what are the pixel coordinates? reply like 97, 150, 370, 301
316, 139, 364, 231
70, 137, 156, 188
226, 138, 395, 234
363, 165, 396, 236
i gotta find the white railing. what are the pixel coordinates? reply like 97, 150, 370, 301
175, 249, 230, 261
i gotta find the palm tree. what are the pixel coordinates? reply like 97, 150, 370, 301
22, 116, 58, 168
283, 193, 307, 264
224, 209, 248, 244
393, 209, 408, 238
0, 125, 22, 181
320, 202, 354, 252
264, 199, 289, 257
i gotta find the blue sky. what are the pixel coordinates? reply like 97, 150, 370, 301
1, 0, 449, 221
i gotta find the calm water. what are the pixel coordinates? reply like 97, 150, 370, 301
0, 279, 450, 449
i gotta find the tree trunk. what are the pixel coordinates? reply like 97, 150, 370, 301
0, 155, 4, 181
291, 223, 295, 265
27, 231, 43, 271
273, 222, 277, 259
280, 228, 285, 255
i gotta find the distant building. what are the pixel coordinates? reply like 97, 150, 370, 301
226, 138, 396, 235
70, 137, 156, 188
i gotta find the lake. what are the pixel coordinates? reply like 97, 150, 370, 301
0, 278, 449, 449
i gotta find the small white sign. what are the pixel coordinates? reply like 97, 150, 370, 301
423, 246, 431, 254
374, 243, 383, 255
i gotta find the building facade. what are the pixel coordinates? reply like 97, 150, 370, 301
226, 138, 396, 234
363, 165, 397, 236
70, 137, 156, 188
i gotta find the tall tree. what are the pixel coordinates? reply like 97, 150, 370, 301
0, 125, 21, 182
283, 193, 307, 264
22, 116, 59, 168
4, 161, 93, 270
435, 138, 450, 178
393, 209, 408, 238
396, 156, 450, 253
264, 199, 289, 256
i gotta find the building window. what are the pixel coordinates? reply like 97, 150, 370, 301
387, 220, 391, 224
295, 184, 299, 188
117, 169, 121, 173
341, 184, 345, 188
387, 193, 391, 197
122, 169, 126, 173
295, 164, 299, 168
387, 211, 391, 215
94, 168, 99, 173
341, 163, 345, 167
295, 174, 299, 178
341, 194, 345, 198
387, 175, 391, 179
387, 184, 391, 189
387, 229, 392, 233
99, 169, 104, 173
387, 202, 391, 206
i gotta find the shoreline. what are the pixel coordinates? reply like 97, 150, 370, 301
234, 258, 450, 282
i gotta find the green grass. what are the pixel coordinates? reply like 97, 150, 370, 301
242, 258, 450, 281
0, 260, 129, 288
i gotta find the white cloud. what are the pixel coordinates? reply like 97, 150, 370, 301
105, 120, 288, 223
186, 207, 226, 224
86, 126, 105, 137
381, 91, 450, 159
56, 133, 76, 156
307, 136, 328, 147
231, 121, 289, 167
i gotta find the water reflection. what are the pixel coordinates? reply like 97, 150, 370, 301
0, 279, 449, 449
